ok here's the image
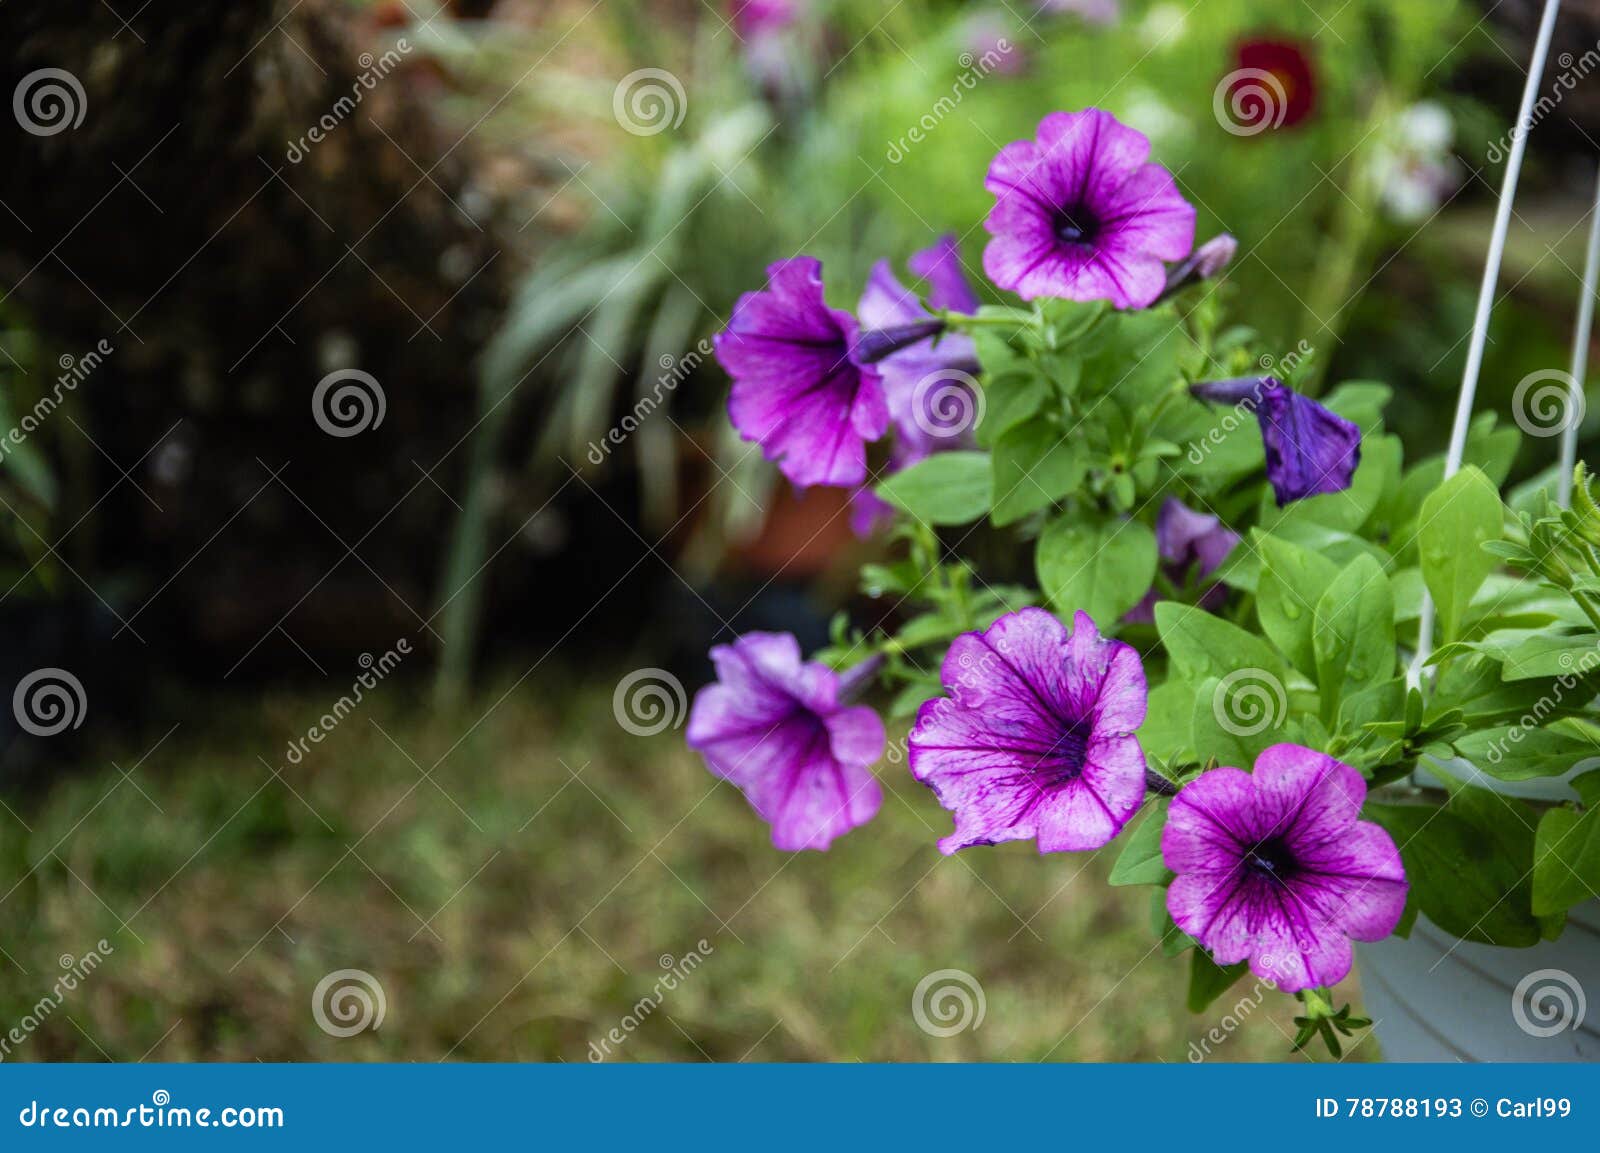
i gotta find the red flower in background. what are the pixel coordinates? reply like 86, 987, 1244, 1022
1219, 37, 1316, 136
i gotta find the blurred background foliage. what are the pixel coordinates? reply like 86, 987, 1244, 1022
2, 0, 1600, 1061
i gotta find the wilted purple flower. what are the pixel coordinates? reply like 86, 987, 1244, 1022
908, 608, 1148, 854
1125, 497, 1240, 623
1158, 233, 1238, 301
687, 633, 885, 851
982, 108, 1195, 309
1162, 744, 1407, 992
858, 236, 983, 468
715, 257, 890, 488
1189, 376, 1361, 506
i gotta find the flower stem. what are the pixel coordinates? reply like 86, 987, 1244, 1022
940, 308, 1036, 329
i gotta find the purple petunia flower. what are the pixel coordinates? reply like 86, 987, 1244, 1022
858, 235, 983, 468
1189, 376, 1361, 506
1125, 497, 1240, 623
687, 633, 885, 851
982, 108, 1195, 309
848, 485, 897, 538
715, 257, 890, 488
730, 0, 796, 38
1162, 744, 1407, 992
908, 608, 1149, 854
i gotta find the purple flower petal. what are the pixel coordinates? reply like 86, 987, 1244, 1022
1124, 497, 1241, 622
908, 608, 1149, 854
907, 235, 982, 315
855, 241, 982, 465
982, 109, 1195, 308
1189, 377, 1361, 506
1161, 743, 1407, 991
716, 257, 889, 488
687, 631, 885, 851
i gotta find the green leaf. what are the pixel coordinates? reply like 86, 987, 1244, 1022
977, 375, 1048, 446
1192, 674, 1289, 766
1417, 466, 1502, 644
1036, 514, 1156, 624
1312, 555, 1395, 726
1108, 803, 1172, 887
1533, 771, 1600, 916
1453, 726, 1600, 781
1431, 654, 1586, 725
1187, 949, 1251, 1013
1367, 796, 1542, 947
1501, 633, 1600, 680
990, 420, 1086, 526
1142, 679, 1198, 767
1156, 602, 1285, 685
1322, 380, 1392, 432
876, 451, 991, 525
1257, 534, 1341, 680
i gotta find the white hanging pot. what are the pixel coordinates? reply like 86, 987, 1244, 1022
1356, 760, 1600, 1060
1352, 0, 1600, 1062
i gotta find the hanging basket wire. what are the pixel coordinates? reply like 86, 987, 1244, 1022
1412, 0, 1588, 678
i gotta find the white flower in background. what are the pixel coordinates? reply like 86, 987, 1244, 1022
1039, 0, 1120, 26
1372, 100, 1460, 224
1122, 89, 1184, 144
1138, 4, 1187, 49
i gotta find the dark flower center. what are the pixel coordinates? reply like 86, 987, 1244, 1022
1243, 836, 1297, 881
1052, 204, 1100, 246
1035, 720, 1091, 789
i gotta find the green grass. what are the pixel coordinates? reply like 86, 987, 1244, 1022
0, 665, 1365, 1062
